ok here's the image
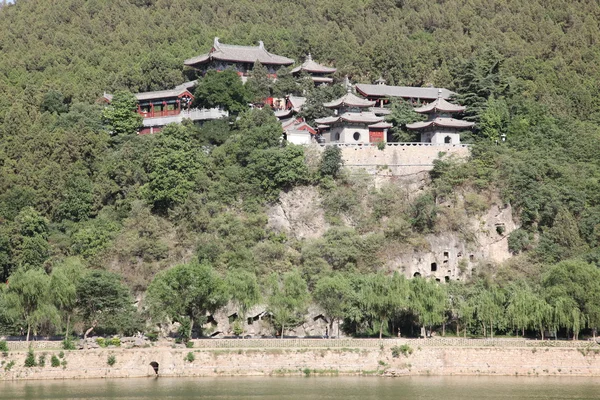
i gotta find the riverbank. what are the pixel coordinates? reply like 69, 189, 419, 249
2, 339, 600, 380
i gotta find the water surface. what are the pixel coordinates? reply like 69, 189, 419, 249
2, 376, 600, 400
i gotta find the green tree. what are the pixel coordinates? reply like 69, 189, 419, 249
102, 91, 143, 138
320, 146, 343, 178
246, 61, 272, 103
361, 272, 409, 338
409, 277, 447, 337
313, 274, 353, 337
272, 67, 299, 97
225, 269, 261, 333
386, 98, 423, 142
141, 124, 208, 212
50, 257, 85, 339
146, 262, 227, 341
194, 69, 250, 114
76, 270, 135, 341
267, 269, 310, 338
4, 268, 59, 342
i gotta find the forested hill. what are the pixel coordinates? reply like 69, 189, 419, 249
2, 0, 600, 340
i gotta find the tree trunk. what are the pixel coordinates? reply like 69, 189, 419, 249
522, 327, 525, 337
26, 323, 31, 343
490, 320, 494, 339
189, 317, 194, 341
65, 315, 71, 340
456, 323, 460, 337
541, 327, 544, 340
84, 320, 98, 350
442, 322, 446, 337
379, 320, 384, 339
281, 322, 285, 339
482, 323, 486, 338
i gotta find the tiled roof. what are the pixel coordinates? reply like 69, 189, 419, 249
291, 54, 336, 74
406, 118, 475, 130
414, 96, 466, 114
184, 37, 294, 67
323, 91, 375, 108
288, 96, 306, 112
315, 112, 383, 125
103, 88, 193, 103
355, 84, 455, 100
368, 122, 393, 129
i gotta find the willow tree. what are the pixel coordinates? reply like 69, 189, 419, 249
313, 274, 353, 337
50, 257, 84, 339
409, 277, 447, 337
146, 262, 227, 341
225, 269, 261, 335
473, 284, 506, 338
267, 269, 310, 339
4, 268, 59, 342
361, 272, 410, 339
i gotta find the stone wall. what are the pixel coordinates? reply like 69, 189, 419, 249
318, 143, 470, 177
3, 339, 600, 380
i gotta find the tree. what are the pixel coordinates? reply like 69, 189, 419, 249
11, 207, 50, 271
141, 124, 208, 212
267, 269, 310, 338
76, 270, 135, 341
320, 145, 343, 178
4, 268, 59, 342
246, 61, 272, 103
313, 274, 353, 337
409, 277, 447, 337
361, 272, 409, 338
225, 269, 261, 335
194, 69, 250, 114
472, 283, 506, 338
386, 98, 423, 142
102, 91, 143, 138
146, 262, 227, 341
272, 67, 299, 97
50, 257, 84, 339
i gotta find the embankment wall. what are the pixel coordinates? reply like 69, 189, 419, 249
2, 338, 600, 380
320, 143, 470, 176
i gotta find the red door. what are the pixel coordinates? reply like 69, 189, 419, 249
369, 130, 384, 143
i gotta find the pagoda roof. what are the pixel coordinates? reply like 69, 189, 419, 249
312, 76, 334, 83
370, 106, 391, 116
315, 112, 383, 125
291, 54, 336, 74
368, 122, 393, 129
414, 95, 466, 114
288, 96, 306, 112
184, 37, 294, 68
281, 118, 316, 134
323, 91, 375, 108
103, 88, 194, 103
274, 109, 293, 118
355, 84, 455, 100
406, 117, 475, 130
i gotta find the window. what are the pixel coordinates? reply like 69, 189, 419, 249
413, 272, 421, 278
431, 262, 437, 272
334, 132, 340, 141
353, 132, 361, 141
444, 136, 451, 144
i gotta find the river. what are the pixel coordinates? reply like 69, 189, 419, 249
2, 376, 600, 400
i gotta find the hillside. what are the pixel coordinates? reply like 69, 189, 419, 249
1, 0, 600, 341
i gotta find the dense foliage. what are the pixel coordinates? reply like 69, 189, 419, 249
1, 0, 600, 340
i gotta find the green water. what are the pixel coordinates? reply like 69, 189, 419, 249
2, 376, 600, 400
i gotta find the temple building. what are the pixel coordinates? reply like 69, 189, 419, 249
315, 89, 392, 144
356, 78, 455, 108
103, 87, 228, 134
291, 54, 336, 85
281, 117, 317, 145
184, 37, 294, 79
406, 90, 474, 144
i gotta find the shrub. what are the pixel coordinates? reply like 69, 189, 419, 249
96, 338, 107, 348
107, 355, 116, 366
58, 351, 65, 359
51, 355, 60, 367
146, 331, 159, 342
185, 352, 195, 363
0, 340, 8, 352
4, 360, 15, 371
24, 349, 37, 367
61, 359, 68, 369
391, 344, 413, 358
38, 353, 46, 367
110, 337, 121, 347
62, 337, 76, 350
186, 341, 194, 349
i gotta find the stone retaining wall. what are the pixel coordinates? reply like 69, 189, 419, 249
2, 342, 600, 381
4, 337, 597, 351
